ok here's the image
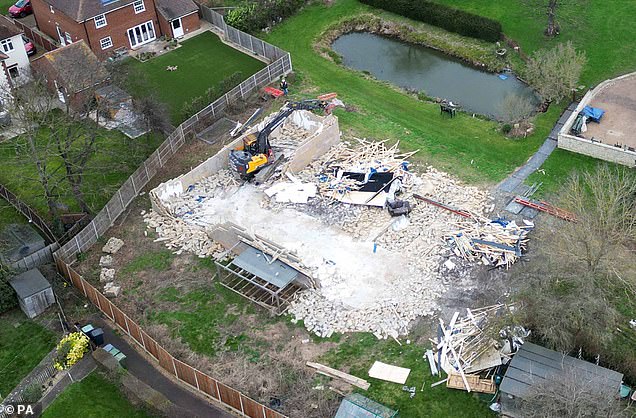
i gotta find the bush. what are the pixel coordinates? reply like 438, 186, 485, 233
502, 123, 512, 134
22, 383, 42, 403
54, 332, 90, 371
0, 267, 17, 314
226, 0, 307, 34
359, 0, 502, 42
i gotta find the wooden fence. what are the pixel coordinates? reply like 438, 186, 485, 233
10, 242, 59, 271
5, 16, 58, 52
54, 256, 286, 418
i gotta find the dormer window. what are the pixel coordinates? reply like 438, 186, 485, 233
133, 0, 145, 13
94, 14, 107, 29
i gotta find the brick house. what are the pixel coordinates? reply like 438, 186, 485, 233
31, 40, 110, 109
0, 16, 31, 91
31, 0, 200, 59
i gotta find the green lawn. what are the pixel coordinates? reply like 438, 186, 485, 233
0, 0, 13, 15
42, 372, 155, 418
0, 311, 57, 396
431, 0, 636, 86
320, 334, 494, 417
264, 0, 560, 186
126, 31, 265, 124
0, 123, 162, 227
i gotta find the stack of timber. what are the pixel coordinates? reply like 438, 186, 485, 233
445, 218, 533, 268
429, 305, 511, 392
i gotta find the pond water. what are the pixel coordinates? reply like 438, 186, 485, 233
332, 32, 539, 119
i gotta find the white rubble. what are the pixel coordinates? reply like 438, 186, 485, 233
100, 268, 115, 283
104, 282, 121, 298
99, 255, 113, 268
102, 237, 124, 254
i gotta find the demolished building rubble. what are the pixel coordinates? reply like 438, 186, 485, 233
142, 105, 532, 339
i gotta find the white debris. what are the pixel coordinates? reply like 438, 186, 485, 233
99, 255, 113, 268
100, 268, 115, 283
104, 282, 121, 298
102, 237, 124, 254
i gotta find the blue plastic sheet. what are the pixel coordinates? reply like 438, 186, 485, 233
581, 105, 605, 123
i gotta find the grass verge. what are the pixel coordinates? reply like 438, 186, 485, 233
0, 310, 56, 395
41, 371, 155, 418
125, 31, 265, 124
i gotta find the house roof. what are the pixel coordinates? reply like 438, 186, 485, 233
0, 52, 8, 60
0, 16, 22, 40
9, 268, 51, 299
43, 0, 137, 22
36, 40, 109, 93
155, 0, 198, 20
499, 342, 623, 399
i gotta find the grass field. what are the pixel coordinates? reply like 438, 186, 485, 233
126, 31, 265, 124
41, 372, 155, 418
0, 310, 56, 396
431, 0, 636, 86
0, 123, 162, 226
264, 0, 561, 186
0, 0, 13, 15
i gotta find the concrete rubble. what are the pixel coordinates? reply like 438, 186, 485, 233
99, 255, 113, 268
143, 107, 512, 339
102, 237, 124, 254
104, 282, 121, 298
100, 268, 115, 283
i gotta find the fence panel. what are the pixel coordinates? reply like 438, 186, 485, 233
157, 345, 175, 372
96, 293, 114, 319
242, 395, 266, 418
217, 382, 243, 412
174, 359, 198, 388
127, 318, 143, 345
112, 305, 128, 332
140, 330, 159, 361
196, 372, 219, 400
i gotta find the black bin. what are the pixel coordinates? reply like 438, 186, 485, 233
88, 328, 104, 346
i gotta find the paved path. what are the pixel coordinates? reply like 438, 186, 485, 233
497, 102, 577, 194
93, 318, 233, 418
39, 356, 97, 411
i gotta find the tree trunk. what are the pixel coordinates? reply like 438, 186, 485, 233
68, 174, 91, 215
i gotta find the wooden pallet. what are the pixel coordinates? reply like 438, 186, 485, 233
446, 372, 496, 394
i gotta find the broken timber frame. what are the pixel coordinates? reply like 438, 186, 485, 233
413, 194, 472, 218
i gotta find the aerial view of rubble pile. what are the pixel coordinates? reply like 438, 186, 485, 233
143, 103, 534, 340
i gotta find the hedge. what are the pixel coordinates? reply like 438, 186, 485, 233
226, 0, 307, 34
359, 0, 502, 42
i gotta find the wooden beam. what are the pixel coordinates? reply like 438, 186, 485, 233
306, 362, 370, 390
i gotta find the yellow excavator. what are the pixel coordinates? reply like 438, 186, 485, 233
229, 95, 337, 179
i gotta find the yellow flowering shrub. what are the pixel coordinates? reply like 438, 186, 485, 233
54, 332, 90, 371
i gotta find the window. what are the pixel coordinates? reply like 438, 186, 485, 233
65, 32, 72, 44
94, 14, 107, 29
127, 21, 155, 48
49, 5, 54, 13
133, 0, 145, 13
7, 65, 19, 79
100, 36, 113, 50
0, 39, 14, 53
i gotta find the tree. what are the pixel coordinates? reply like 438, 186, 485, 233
525, 41, 586, 102
0, 265, 17, 314
514, 165, 635, 351
545, 0, 561, 37
521, 368, 627, 417
498, 94, 535, 123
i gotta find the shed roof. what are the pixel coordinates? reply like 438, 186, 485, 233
156, 0, 198, 20
0, 16, 22, 40
36, 40, 109, 93
231, 245, 299, 289
335, 393, 398, 418
499, 342, 623, 399
9, 269, 51, 299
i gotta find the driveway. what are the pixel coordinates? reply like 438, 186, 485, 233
93, 317, 233, 418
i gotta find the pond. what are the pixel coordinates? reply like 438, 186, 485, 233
332, 32, 539, 120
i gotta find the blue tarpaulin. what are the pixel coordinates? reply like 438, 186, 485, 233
581, 106, 605, 123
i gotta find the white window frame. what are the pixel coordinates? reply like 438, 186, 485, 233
127, 20, 155, 48
0, 39, 14, 53
7, 65, 19, 79
100, 36, 113, 50
65, 32, 72, 44
133, 0, 145, 14
49, 5, 54, 13
94, 14, 107, 29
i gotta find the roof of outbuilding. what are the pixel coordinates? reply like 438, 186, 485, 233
36, 40, 110, 93
42, 0, 137, 22
0, 16, 22, 40
499, 342, 623, 399
155, 0, 198, 21
9, 269, 51, 299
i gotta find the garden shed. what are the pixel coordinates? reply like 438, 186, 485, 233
334, 393, 398, 418
0, 224, 45, 264
499, 342, 623, 417
9, 268, 55, 319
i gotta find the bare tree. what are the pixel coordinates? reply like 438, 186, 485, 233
525, 41, 586, 103
3, 80, 65, 223
521, 368, 627, 417
499, 94, 536, 123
